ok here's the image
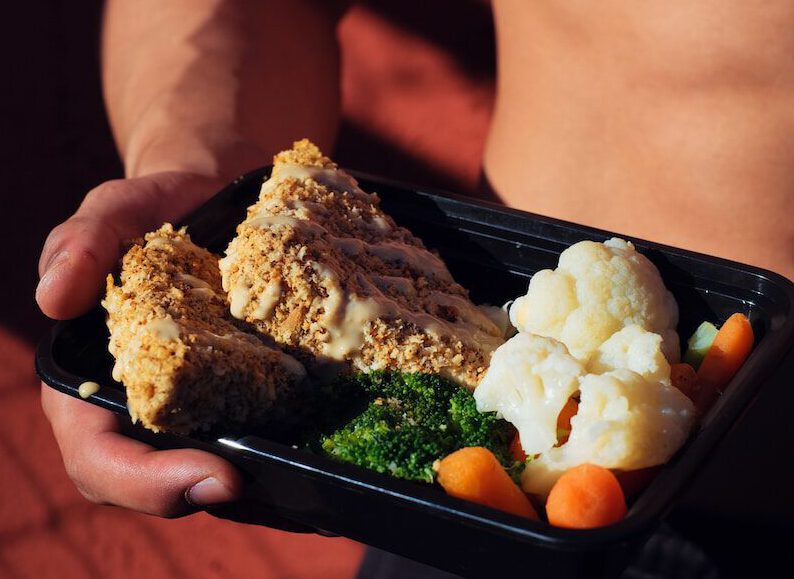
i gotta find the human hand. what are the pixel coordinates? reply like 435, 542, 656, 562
37, 172, 244, 517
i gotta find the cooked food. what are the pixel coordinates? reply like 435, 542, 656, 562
219, 139, 504, 389
103, 224, 306, 434
508, 238, 680, 365
520, 368, 695, 497
310, 371, 514, 483
589, 324, 672, 385
435, 446, 539, 520
97, 140, 754, 530
475, 238, 695, 499
544, 464, 627, 529
473, 333, 584, 457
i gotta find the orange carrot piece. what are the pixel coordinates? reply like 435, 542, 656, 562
508, 396, 580, 461
436, 447, 539, 520
546, 464, 627, 529
670, 362, 699, 402
556, 397, 579, 446
696, 313, 754, 411
509, 432, 527, 462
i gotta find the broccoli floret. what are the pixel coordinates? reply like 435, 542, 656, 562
311, 372, 516, 483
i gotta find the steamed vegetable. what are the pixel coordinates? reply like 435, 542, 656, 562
556, 396, 579, 446
436, 447, 539, 520
669, 362, 699, 403
546, 464, 627, 528
521, 369, 695, 497
696, 313, 754, 410
508, 238, 680, 365
474, 333, 584, 458
683, 321, 719, 369
312, 372, 514, 483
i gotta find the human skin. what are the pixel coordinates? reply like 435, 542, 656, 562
486, 0, 794, 280
37, 0, 794, 517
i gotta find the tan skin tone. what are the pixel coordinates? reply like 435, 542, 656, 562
37, 0, 793, 517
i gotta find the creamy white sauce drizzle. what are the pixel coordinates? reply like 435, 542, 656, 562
111, 361, 123, 382
371, 275, 416, 297
326, 237, 453, 282
251, 280, 282, 320
428, 293, 502, 336
146, 237, 191, 251
247, 214, 326, 236
262, 164, 365, 197
311, 262, 370, 359
309, 261, 503, 361
189, 287, 217, 299
78, 381, 100, 399
222, 159, 504, 363
177, 273, 213, 289
229, 284, 251, 319
146, 317, 181, 341
369, 216, 392, 232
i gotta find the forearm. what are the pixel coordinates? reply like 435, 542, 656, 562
102, 0, 344, 180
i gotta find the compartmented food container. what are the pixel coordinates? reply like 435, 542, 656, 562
36, 168, 794, 578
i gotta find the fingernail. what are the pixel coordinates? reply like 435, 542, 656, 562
36, 252, 70, 298
185, 477, 235, 506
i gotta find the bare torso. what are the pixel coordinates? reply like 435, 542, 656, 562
484, 0, 794, 279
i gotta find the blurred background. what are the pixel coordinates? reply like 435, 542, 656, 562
1, 1, 790, 578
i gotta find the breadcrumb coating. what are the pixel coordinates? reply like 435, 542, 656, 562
220, 140, 504, 388
103, 224, 306, 434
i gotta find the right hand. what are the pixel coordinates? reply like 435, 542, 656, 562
37, 171, 245, 517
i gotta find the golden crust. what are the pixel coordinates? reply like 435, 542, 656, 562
103, 141, 504, 434
102, 224, 305, 434
273, 138, 337, 169
220, 143, 504, 388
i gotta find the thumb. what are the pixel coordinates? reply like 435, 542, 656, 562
36, 172, 222, 320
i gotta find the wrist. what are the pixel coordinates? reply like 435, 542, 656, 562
125, 124, 271, 183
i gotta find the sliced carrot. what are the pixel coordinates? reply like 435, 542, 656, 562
508, 395, 580, 461
436, 447, 539, 520
509, 432, 527, 462
696, 313, 754, 411
670, 362, 699, 402
556, 397, 579, 446
546, 464, 627, 529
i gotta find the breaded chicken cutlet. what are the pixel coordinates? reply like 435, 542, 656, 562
219, 140, 504, 389
103, 224, 306, 434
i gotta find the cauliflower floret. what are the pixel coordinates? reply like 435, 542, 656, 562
509, 238, 680, 365
521, 369, 695, 497
474, 333, 584, 456
589, 324, 671, 385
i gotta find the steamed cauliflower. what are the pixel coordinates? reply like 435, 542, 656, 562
520, 369, 695, 497
474, 333, 584, 456
509, 238, 680, 365
474, 237, 694, 498
590, 325, 671, 384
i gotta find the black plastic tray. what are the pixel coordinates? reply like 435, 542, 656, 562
36, 168, 794, 578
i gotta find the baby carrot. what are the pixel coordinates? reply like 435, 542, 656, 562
508, 395, 580, 462
546, 464, 627, 529
436, 447, 538, 520
696, 313, 754, 411
670, 362, 699, 402
556, 397, 579, 446
509, 432, 527, 462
